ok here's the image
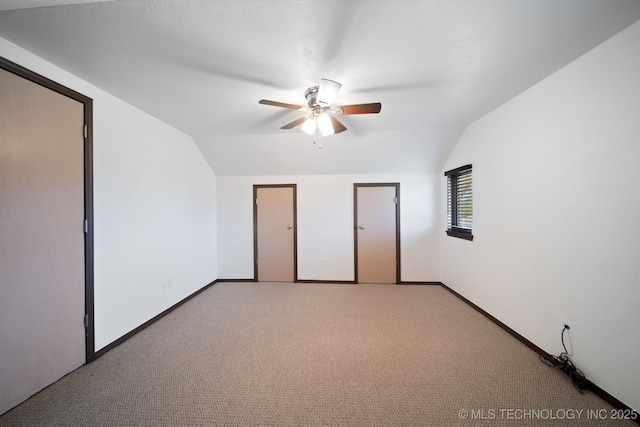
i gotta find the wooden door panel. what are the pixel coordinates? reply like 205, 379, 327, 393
255, 186, 295, 282
356, 185, 398, 284
0, 67, 85, 414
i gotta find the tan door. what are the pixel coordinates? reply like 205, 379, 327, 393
255, 185, 296, 281
355, 184, 399, 283
0, 67, 86, 414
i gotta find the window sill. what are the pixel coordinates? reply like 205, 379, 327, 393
446, 229, 474, 241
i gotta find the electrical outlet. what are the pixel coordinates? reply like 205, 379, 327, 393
161, 281, 168, 292
320, 258, 326, 267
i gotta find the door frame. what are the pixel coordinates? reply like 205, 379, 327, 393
253, 184, 298, 282
0, 57, 95, 362
353, 183, 401, 284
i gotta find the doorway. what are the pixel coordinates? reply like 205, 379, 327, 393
354, 183, 400, 283
0, 58, 94, 415
253, 184, 297, 281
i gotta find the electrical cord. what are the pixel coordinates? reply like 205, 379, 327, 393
539, 325, 587, 393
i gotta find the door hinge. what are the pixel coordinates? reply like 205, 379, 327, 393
83, 219, 89, 233
255, 198, 258, 205
394, 196, 398, 204
84, 314, 89, 328
83, 125, 88, 139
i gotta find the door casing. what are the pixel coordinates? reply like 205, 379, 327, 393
253, 184, 298, 282
0, 57, 95, 362
353, 183, 401, 284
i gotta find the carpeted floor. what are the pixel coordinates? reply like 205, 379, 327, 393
0, 282, 635, 426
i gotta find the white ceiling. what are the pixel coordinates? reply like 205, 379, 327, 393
1, 1, 639, 176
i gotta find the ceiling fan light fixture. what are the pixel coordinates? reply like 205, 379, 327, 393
316, 78, 342, 107
317, 113, 334, 136
301, 117, 317, 135
258, 78, 381, 139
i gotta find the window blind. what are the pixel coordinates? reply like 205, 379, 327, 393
445, 164, 473, 240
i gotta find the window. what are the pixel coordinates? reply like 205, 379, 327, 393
445, 164, 473, 241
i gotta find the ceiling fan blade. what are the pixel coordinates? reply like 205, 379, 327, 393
280, 116, 307, 129
316, 78, 342, 107
329, 116, 347, 134
338, 102, 382, 115
259, 99, 303, 110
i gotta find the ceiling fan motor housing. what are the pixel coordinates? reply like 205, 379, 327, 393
305, 86, 320, 108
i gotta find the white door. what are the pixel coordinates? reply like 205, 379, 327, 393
0, 67, 86, 414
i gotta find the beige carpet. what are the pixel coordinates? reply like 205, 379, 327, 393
0, 282, 635, 426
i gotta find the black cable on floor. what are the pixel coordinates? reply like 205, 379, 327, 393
539, 325, 587, 393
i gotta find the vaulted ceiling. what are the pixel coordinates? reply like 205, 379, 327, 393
2, 1, 639, 176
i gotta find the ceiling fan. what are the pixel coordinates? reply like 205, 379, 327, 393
259, 78, 382, 137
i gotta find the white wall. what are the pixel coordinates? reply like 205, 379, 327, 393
217, 173, 440, 282
0, 38, 218, 352
441, 21, 640, 410
93, 98, 218, 349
